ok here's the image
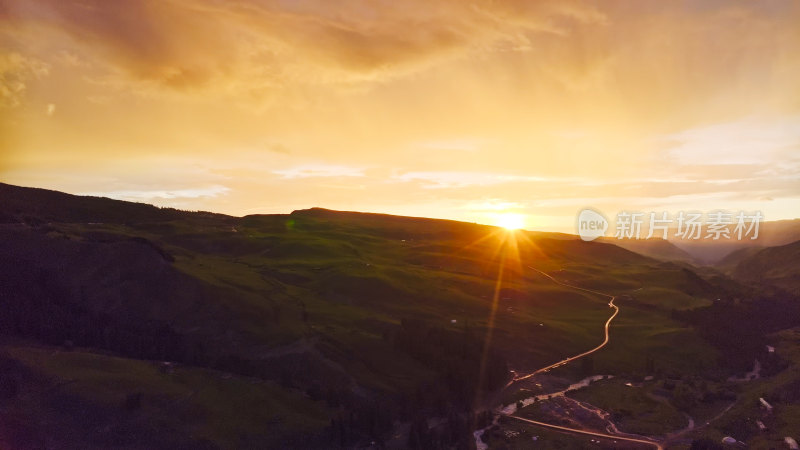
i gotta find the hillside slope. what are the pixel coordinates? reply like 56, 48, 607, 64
0, 183, 729, 448
597, 237, 695, 262
724, 240, 800, 295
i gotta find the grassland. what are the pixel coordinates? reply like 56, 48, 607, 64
565, 378, 687, 436
678, 327, 800, 449
0, 340, 333, 448
481, 415, 653, 449
0, 184, 751, 447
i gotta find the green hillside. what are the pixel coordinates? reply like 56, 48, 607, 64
0, 183, 747, 448
724, 240, 800, 295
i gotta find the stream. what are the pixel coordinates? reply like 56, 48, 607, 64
474, 375, 613, 449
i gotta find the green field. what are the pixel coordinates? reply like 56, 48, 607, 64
0, 184, 761, 448
565, 378, 687, 436
0, 340, 332, 448
680, 327, 800, 449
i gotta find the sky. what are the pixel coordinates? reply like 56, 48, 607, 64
1, 0, 799, 232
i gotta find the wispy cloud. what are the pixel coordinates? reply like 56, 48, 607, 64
79, 185, 230, 201
273, 164, 366, 179
0, 0, 606, 96
415, 138, 487, 152
391, 171, 559, 189
0, 52, 50, 107
663, 116, 800, 166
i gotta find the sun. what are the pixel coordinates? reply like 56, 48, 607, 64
495, 212, 525, 230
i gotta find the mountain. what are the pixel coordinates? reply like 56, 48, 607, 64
0, 183, 743, 448
0, 182, 227, 224
597, 237, 695, 262
668, 219, 800, 264
720, 240, 800, 295
715, 245, 765, 272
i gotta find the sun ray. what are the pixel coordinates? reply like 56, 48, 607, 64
474, 242, 507, 408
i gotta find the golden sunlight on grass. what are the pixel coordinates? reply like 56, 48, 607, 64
494, 212, 525, 230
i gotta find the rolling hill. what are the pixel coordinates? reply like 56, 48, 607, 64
0, 183, 747, 448
721, 240, 800, 295
597, 237, 695, 263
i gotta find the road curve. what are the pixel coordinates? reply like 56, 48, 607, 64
510, 266, 619, 384
490, 266, 667, 449
506, 415, 664, 450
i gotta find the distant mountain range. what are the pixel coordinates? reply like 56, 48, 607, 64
667, 219, 800, 264
598, 219, 800, 265
597, 237, 695, 262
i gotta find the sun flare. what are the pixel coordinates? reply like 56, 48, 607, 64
495, 213, 525, 230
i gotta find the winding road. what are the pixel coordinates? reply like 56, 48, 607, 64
490, 266, 663, 450
508, 266, 619, 385
507, 415, 663, 449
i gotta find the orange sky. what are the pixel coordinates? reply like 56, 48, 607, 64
2, 0, 799, 231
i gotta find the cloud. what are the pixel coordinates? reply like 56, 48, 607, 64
0, 0, 607, 96
78, 185, 230, 201
663, 116, 800, 165
0, 51, 50, 107
416, 138, 486, 152
273, 164, 366, 179
45, 103, 55, 115
391, 171, 563, 189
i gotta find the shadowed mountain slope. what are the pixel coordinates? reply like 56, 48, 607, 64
0, 183, 736, 448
